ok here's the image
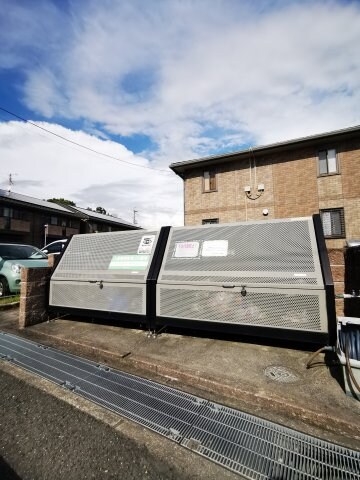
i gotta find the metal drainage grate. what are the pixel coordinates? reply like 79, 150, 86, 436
0, 332, 359, 479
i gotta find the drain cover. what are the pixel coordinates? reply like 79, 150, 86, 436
264, 365, 299, 383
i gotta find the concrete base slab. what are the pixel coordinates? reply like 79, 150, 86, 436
1, 308, 359, 451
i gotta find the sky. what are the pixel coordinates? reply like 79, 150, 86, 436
0, 0, 360, 228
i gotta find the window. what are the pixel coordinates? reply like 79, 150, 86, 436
203, 170, 216, 192
320, 208, 345, 238
50, 216, 58, 225
0, 207, 29, 221
202, 218, 219, 225
318, 149, 338, 175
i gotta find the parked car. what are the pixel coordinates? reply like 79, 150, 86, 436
41, 239, 68, 256
0, 244, 48, 297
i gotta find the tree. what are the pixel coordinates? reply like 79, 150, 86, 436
48, 198, 76, 206
95, 206, 107, 215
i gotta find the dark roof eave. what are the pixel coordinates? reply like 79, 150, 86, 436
170, 124, 360, 175
0, 197, 80, 217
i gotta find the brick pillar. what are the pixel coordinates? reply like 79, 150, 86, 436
19, 267, 52, 329
328, 248, 345, 317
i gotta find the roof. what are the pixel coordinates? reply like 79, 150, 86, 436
170, 124, 360, 176
0, 189, 138, 228
0, 189, 76, 214
70, 206, 140, 229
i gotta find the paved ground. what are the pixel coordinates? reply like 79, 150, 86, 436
0, 367, 239, 480
0, 306, 359, 453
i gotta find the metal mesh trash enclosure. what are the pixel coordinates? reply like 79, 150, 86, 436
50, 230, 159, 316
156, 217, 333, 342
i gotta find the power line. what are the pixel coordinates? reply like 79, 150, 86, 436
0, 106, 170, 174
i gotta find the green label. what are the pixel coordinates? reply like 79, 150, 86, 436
108, 254, 150, 270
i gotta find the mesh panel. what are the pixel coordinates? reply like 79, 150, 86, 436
53, 230, 158, 282
159, 220, 323, 286
53, 272, 145, 282
158, 287, 324, 331
161, 275, 318, 286
50, 282, 145, 315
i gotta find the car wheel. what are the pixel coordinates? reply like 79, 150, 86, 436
0, 277, 9, 298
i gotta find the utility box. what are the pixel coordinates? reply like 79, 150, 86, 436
156, 216, 336, 344
50, 230, 159, 321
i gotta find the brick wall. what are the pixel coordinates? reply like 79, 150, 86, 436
183, 139, 360, 295
328, 248, 345, 316
184, 140, 360, 249
19, 267, 52, 328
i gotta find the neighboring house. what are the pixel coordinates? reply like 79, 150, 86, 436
0, 190, 140, 247
170, 125, 360, 250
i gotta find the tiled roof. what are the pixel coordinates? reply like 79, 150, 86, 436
70, 206, 139, 228
0, 189, 137, 228
0, 189, 75, 213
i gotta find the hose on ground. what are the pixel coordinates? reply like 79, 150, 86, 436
306, 346, 335, 369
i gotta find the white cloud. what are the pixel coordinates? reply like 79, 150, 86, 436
18, 0, 360, 159
1, 0, 360, 226
0, 121, 182, 229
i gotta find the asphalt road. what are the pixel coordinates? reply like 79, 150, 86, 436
0, 369, 231, 480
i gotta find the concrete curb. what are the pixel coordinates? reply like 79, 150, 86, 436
0, 301, 20, 311
24, 328, 360, 443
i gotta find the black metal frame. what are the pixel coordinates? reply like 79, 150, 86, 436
48, 306, 145, 326
153, 315, 330, 345
312, 214, 337, 345
146, 227, 171, 331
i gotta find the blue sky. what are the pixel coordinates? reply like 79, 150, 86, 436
0, 0, 360, 227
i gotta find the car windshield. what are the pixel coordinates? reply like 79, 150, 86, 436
0, 245, 47, 260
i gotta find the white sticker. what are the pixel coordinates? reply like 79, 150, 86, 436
173, 241, 200, 258
201, 240, 228, 257
137, 235, 156, 255
293, 273, 307, 277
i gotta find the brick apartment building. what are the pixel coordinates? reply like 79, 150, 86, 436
170, 125, 360, 315
0, 190, 139, 248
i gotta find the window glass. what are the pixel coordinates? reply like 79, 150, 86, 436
320, 208, 345, 238
318, 149, 337, 175
202, 218, 219, 225
203, 170, 216, 191
3, 207, 11, 218
204, 171, 210, 191
321, 211, 331, 236
327, 149, 337, 173
46, 243, 63, 253
330, 210, 342, 236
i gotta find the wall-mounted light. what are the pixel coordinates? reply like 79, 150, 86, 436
258, 183, 265, 192
244, 185, 251, 193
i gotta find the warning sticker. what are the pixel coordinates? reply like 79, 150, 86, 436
173, 241, 200, 258
108, 254, 150, 270
201, 240, 228, 257
138, 235, 156, 255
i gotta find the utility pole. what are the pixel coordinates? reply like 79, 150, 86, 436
133, 208, 138, 225
44, 224, 48, 247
